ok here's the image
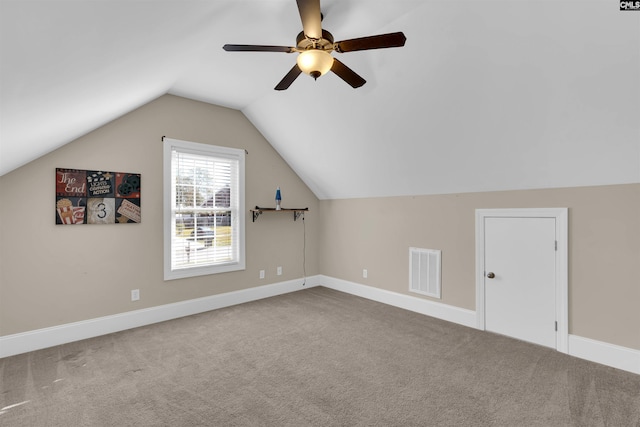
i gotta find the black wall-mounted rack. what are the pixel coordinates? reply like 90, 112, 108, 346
251, 206, 308, 222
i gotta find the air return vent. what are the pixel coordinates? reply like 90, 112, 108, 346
409, 247, 441, 299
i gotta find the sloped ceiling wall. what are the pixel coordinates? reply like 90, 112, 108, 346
1, 0, 638, 199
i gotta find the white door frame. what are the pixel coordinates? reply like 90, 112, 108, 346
475, 208, 568, 354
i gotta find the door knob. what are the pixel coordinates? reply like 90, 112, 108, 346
486, 272, 495, 279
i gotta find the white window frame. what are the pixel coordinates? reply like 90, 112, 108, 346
163, 137, 245, 280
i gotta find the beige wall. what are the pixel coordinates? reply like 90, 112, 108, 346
318, 184, 640, 350
1, 94, 638, 354
0, 95, 319, 336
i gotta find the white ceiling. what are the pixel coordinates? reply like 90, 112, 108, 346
1, 0, 639, 199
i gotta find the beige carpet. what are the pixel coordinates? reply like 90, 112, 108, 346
1, 287, 639, 426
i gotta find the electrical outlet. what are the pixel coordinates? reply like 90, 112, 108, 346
363, 269, 368, 279
277, 266, 282, 276
259, 270, 265, 279
131, 289, 140, 301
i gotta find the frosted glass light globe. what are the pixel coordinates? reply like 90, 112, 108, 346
297, 50, 333, 80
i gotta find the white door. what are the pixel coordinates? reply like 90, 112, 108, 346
484, 216, 557, 349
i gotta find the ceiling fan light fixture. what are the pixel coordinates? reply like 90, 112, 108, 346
296, 49, 333, 80
223, 0, 406, 90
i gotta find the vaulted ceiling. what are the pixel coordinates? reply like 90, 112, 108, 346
1, 1, 638, 199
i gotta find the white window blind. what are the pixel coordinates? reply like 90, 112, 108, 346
163, 138, 245, 280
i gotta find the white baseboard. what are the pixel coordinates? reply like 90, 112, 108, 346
317, 275, 477, 329
317, 275, 640, 376
569, 334, 640, 375
3, 275, 639, 376
0, 276, 322, 358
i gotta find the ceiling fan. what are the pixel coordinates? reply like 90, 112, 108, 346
222, 0, 406, 90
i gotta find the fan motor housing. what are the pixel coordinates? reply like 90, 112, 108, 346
296, 30, 334, 51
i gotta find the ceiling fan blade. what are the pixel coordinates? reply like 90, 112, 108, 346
223, 44, 295, 53
296, 0, 322, 39
330, 58, 366, 88
334, 32, 407, 53
275, 64, 303, 90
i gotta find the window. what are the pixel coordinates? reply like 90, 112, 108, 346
163, 137, 245, 280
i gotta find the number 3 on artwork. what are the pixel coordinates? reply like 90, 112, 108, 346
97, 202, 107, 219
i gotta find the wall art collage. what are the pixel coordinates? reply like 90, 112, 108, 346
56, 168, 141, 225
